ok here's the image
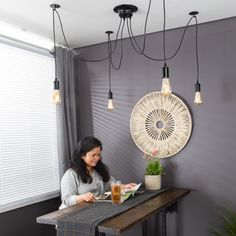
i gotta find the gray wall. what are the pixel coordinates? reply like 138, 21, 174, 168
76, 17, 236, 236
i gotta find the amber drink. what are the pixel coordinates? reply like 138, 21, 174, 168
111, 181, 121, 205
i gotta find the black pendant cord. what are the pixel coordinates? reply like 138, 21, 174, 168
127, 8, 195, 61
51, 0, 199, 67
194, 16, 199, 83
54, 9, 123, 63
127, 19, 143, 55
78, 18, 123, 63
163, 0, 167, 65
54, 9, 72, 52
52, 9, 57, 81
109, 18, 125, 70
128, 0, 152, 54
107, 34, 112, 91
125, 0, 152, 55
136, 16, 193, 61
110, 18, 122, 59
165, 16, 194, 61
142, 0, 152, 53
79, 0, 151, 62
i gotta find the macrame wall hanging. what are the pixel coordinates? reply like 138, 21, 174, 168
130, 92, 192, 158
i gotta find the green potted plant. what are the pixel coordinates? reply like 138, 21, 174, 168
143, 149, 165, 190
211, 208, 236, 236
145, 159, 165, 176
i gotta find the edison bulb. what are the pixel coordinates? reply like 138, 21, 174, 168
161, 78, 172, 95
53, 89, 61, 104
194, 91, 202, 105
107, 99, 114, 111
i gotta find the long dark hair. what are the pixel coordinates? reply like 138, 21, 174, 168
71, 136, 110, 183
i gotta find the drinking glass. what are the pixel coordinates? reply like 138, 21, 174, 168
111, 180, 121, 205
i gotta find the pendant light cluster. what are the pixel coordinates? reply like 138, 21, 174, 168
49, 0, 203, 108
106, 0, 203, 107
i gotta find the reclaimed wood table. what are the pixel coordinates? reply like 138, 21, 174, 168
37, 188, 191, 236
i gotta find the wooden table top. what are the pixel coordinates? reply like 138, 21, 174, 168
37, 188, 191, 235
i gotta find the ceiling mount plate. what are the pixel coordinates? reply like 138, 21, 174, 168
50, 4, 61, 10
189, 11, 199, 16
105, 31, 114, 35
113, 4, 138, 19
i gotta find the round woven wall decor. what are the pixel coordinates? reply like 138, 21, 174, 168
130, 92, 192, 158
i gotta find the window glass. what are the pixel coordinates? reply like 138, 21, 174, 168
0, 41, 60, 213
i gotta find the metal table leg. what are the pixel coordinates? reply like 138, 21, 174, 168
161, 209, 167, 236
161, 203, 178, 236
142, 219, 148, 236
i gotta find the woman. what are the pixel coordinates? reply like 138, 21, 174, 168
60, 136, 136, 209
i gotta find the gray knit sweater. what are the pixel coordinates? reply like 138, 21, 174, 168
60, 168, 115, 209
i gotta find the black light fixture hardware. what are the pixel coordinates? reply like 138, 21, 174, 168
50, 4, 60, 10
111, 0, 200, 99
160, 0, 172, 95
161, 63, 171, 95
189, 11, 199, 16
106, 31, 114, 111
50, 4, 61, 105
49, 0, 203, 107
162, 64, 169, 78
189, 11, 202, 105
113, 5, 138, 19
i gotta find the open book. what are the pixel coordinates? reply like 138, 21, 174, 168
96, 183, 142, 203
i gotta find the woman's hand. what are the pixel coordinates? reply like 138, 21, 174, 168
82, 192, 96, 202
122, 183, 137, 189
76, 192, 96, 203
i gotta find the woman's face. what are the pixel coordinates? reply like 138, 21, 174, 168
82, 146, 101, 168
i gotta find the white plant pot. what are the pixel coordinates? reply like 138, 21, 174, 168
144, 175, 161, 190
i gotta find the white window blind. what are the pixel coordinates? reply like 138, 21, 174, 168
0, 41, 60, 213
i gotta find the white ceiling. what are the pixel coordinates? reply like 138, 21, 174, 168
0, 0, 236, 49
